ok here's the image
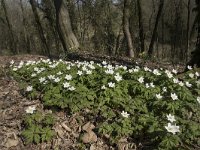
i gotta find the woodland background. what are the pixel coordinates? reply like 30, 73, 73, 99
0, 0, 199, 65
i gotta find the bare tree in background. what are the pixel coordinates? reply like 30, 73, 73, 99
30, 0, 50, 57
148, 0, 164, 57
186, 0, 191, 62
1, 0, 17, 54
123, 0, 135, 57
186, 0, 200, 68
20, 0, 31, 54
54, 0, 79, 53
137, 0, 145, 53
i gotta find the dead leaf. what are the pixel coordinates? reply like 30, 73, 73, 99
82, 122, 95, 132
61, 121, 72, 132
5, 138, 19, 148
90, 144, 96, 150
54, 124, 65, 139
81, 131, 97, 144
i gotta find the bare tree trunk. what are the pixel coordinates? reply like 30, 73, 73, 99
148, 0, 164, 57
137, 0, 145, 53
29, 0, 50, 57
195, 1, 200, 67
1, 0, 17, 54
42, 0, 60, 52
185, 0, 200, 70
20, 0, 31, 54
54, 0, 79, 53
185, 0, 191, 62
123, 0, 135, 58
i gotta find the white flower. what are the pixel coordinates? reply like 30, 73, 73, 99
171, 93, 178, 100
88, 64, 95, 70
67, 65, 71, 70
65, 74, 72, 80
13, 67, 18, 71
197, 97, 200, 104
54, 77, 60, 83
40, 67, 45, 72
57, 71, 63, 75
69, 86, 76, 91
172, 69, 177, 74
165, 123, 180, 135
187, 65, 192, 70
48, 75, 55, 80
195, 72, 199, 77
31, 73, 37, 77
108, 82, 115, 88
107, 65, 113, 70
138, 77, 144, 83
26, 86, 33, 92
178, 81, 184, 86
121, 111, 130, 118
82, 66, 87, 71
185, 81, 192, 87
189, 73, 194, 78
165, 70, 173, 78
167, 114, 176, 122
34, 67, 39, 72
150, 82, 155, 88
128, 69, 133, 73
10, 60, 14, 65
25, 106, 36, 114
123, 66, 127, 70
145, 83, 150, 88
163, 87, 167, 92
37, 69, 42, 74
114, 73, 122, 82
105, 69, 114, 74
144, 67, 150, 72
49, 64, 57, 68
173, 78, 179, 84
77, 70, 83, 76
156, 93, 163, 99
101, 85, 106, 89
19, 61, 24, 66
153, 69, 161, 75
86, 70, 92, 75
63, 82, 70, 88
17, 65, 22, 69
102, 61, 107, 65
39, 77, 46, 83
133, 68, 139, 72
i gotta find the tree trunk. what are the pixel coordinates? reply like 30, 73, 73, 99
42, 0, 60, 52
20, 0, 31, 54
29, 0, 50, 57
54, 0, 79, 53
148, 0, 164, 57
137, 0, 145, 53
1, 0, 17, 54
185, 0, 200, 70
195, 2, 200, 67
123, 0, 135, 58
185, 0, 191, 62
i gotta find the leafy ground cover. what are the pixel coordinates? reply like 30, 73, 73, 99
0, 55, 199, 150
8, 56, 200, 150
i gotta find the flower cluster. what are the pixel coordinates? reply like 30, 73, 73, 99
10, 58, 200, 148
165, 114, 180, 135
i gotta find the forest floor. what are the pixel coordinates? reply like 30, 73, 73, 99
0, 54, 186, 150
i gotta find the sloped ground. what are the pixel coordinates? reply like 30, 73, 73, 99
0, 55, 186, 150
0, 55, 120, 150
